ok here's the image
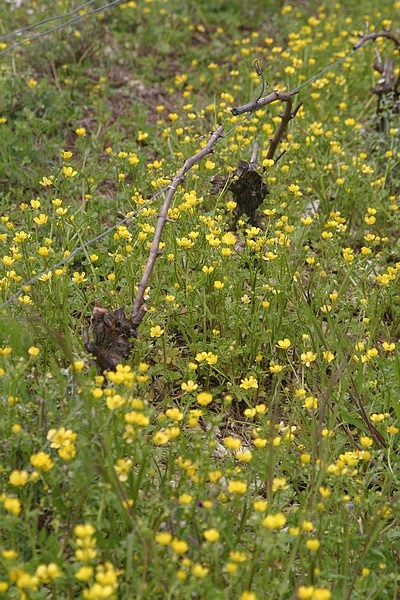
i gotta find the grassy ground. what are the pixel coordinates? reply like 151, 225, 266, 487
0, 0, 399, 598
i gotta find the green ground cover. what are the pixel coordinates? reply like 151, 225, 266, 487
0, 0, 399, 597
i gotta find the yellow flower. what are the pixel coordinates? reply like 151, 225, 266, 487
71, 271, 87, 284
2, 549, 18, 560
3, 496, 22, 515
125, 411, 149, 427
33, 213, 48, 225
301, 520, 314, 532
191, 563, 209, 578
30, 452, 54, 471
58, 445, 76, 461
236, 448, 252, 463
221, 231, 236, 245
74, 523, 96, 538
203, 528, 220, 542
205, 353, 218, 365
152, 431, 169, 445
306, 538, 320, 552
75, 548, 96, 562
106, 394, 125, 410
253, 500, 268, 512
382, 341, 395, 352
312, 589, 331, 600
36, 563, 62, 583
297, 586, 315, 599
72, 360, 85, 372
239, 592, 257, 600
262, 512, 287, 529
229, 550, 247, 563
223, 436, 241, 450
202, 265, 214, 274
170, 538, 188, 555
262, 159, 274, 168
39, 176, 53, 187
137, 130, 148, 141
181, 380, 198, 393
9, 470, 29, 486
272, 477, 287, 492
269, 361, 283, 373
197, 392, 213, 406
28, 346, 40, 357
38, 246, 50, 257
214, 280, 224, 289
387, 425, 399, 434
303, 396, 318, 409
75, 127, 86, 137
319, 486, 331, 499
179, 494, 192, 505
240, 376, 258, 390
360, 436, 373, 448
129, 153, 139, 165
275, 338, 291, 350
47, 427, 76, 449
244, 408, 256, 418
227, 480, 247, 494
208, 470, 222, 483
150, 325, 164, 338
188, 409, 202, 427
165, 408, 183, 422
114, 458, 133, 482
155, 532, 172, 546
62, 165, 78, 177
176, 237, 194, 249
300, 351, 317, 366
254, 438, 267, 448
75, 566, 94, 582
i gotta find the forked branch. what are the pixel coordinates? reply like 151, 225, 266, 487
231, 61, 302, 162
231, 89, 298, 116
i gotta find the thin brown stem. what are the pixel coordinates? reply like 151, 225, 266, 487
130, 126, 224, 324
231, 89, 298, 116
353, 30, 400, 51
250, 142, 259, 165
266, 100, 303, 161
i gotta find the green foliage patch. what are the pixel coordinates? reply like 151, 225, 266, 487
0, 0, 399, 598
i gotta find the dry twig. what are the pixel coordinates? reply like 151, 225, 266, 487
266, 99, 303, 160
130, 126, 224, 324
353, 30, 400, 51
231, 89, 298, 116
